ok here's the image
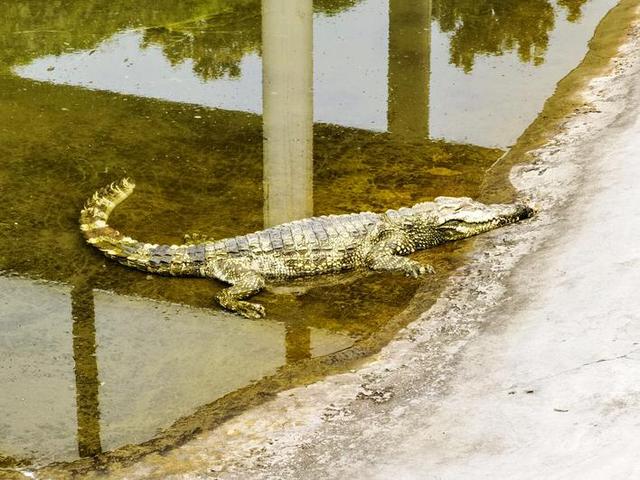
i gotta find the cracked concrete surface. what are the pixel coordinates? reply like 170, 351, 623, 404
32, 12, 640, 480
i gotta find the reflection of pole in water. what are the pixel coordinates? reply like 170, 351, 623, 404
71, 283, 102, 457
388, 0, 432, 139
285, 323, 312, 363
262, 0, 314, 227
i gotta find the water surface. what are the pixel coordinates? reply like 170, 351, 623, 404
0, 0, 617, 472
13, 0, 616, 146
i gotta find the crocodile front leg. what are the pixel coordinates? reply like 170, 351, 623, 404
211, 259, 267, 319
367, 254, 432, 277
365, 230, 435, 278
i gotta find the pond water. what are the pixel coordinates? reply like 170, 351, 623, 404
0, 0, 617, 472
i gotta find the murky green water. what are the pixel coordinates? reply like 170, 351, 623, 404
0, 0, 618, 473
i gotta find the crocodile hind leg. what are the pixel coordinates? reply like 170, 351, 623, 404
365, 231, 435, 278
212, 259, 267, 319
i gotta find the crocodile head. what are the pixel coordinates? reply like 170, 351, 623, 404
412, 196, 535, 241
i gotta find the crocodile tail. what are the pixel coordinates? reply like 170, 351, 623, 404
80, 178, 205, 276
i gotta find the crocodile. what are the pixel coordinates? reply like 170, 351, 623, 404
80, 178, 534, 318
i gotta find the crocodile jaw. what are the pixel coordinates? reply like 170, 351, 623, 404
423, 197, 534, 241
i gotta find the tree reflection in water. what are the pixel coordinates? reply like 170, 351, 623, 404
1, 0, 592, 79
432, 0, 589, 73
137, 0, 592, 82
142, 6, 261, 81
558, 0, 589, 22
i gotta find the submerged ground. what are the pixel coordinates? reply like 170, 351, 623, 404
0, 0, 636, 477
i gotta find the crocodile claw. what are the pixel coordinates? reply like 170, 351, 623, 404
404, 263, 435, 278
235, 301, 266, 319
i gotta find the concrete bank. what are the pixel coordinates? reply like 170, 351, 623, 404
28, 7, 640, 480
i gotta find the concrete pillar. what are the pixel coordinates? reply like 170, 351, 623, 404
262, 0, 314, 227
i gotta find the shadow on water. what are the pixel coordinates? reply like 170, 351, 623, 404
0, 0, 621, 474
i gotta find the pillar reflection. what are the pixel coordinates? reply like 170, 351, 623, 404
388, 0, 432, 139
71, 282, 102, 457
262, 0, 314, 228
285, 323, 312, 364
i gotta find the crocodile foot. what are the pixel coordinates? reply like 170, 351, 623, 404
403, 262, 435, 278
231, 301, 266, 319
217, 294, 267, 319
